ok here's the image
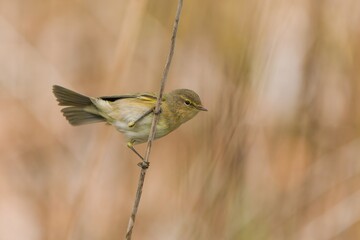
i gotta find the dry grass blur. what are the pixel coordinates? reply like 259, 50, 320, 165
0, 0, 360, 239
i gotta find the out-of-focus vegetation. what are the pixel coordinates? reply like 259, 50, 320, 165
0, 0, 360, 239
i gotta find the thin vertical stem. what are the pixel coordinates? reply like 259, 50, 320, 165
125, 0, 184, 239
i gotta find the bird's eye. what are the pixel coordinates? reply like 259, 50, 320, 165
184, 100, 191, 106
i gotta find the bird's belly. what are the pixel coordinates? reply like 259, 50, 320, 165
113, 118, 170, 144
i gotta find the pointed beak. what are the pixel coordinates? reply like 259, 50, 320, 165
196, 105, 208, 111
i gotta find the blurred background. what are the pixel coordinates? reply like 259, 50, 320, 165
0, 0, 360, 239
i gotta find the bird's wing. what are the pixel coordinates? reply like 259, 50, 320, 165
136, 93, 158, 102
99, 94, 138, 102
90, 93, 159, 122
99, 92, 159, 102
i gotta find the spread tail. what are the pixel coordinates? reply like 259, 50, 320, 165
53, 85, 105, 126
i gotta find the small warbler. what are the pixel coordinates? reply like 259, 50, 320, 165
52, 85, 207, 161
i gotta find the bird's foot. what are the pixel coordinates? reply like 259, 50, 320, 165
137, 161, 150, 170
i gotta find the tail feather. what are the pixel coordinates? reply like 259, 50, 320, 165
53, 85, 92, 107
53, 85, 106, 126
61, 107, 105, 126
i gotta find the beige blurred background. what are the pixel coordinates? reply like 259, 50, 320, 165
0, 0, 360, 239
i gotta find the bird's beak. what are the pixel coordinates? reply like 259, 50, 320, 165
196, 105, 208, 111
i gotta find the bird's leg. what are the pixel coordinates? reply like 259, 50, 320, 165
127, 141, 149, 169
127, 106, 162, 169
128, 107, 155, 128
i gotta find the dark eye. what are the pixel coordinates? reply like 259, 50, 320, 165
184, 100, 191, 106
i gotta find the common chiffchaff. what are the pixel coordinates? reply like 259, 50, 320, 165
53, 85, 207, 161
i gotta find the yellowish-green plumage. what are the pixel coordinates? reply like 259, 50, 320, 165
52, 85, 207, 147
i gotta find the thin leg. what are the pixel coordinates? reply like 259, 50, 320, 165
127, 141, 149, 169
127, 142, 144, 160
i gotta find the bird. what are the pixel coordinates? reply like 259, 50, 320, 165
52, 85, 207, 166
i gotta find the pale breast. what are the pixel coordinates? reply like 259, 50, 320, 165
114, 116, 172, 144
93, 97, 172, 144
